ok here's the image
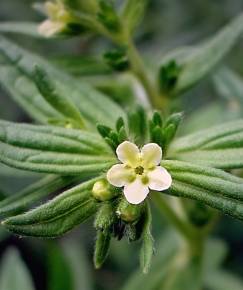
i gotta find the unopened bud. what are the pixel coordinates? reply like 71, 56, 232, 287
116, 199, 144, 223
92, 179, 117, 201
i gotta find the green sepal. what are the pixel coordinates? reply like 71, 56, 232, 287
94, 229, 111, 269
94, 202, 117, 231
152, 111, 163, 127
97, 124, 112, 138
97, 0, 121, 33
121, 0, 149, 35
118, 127, 128, 143
164, 112, 183, 129
104, 47, 129, 72
117, 199, 144, 223
116, 117, 126, 132
151, 125, 164, 148
159, 60, 181, 93
97, 122, 128, 151
61, 0, 99, 14
128, 106, 147, 145
163, 124, 177, 147
125, 213, 146, 242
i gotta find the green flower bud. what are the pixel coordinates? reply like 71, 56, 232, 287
116, 199, 144, 223
92, 179, 117, 201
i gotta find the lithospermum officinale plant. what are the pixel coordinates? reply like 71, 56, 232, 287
0, 0, 243, 286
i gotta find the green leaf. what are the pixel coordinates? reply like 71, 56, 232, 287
97, 0, 121, 33
163, 160, 243, 221
205, 270, 243, 290
0, 175, 78, 217
121, 230, 180, 290
213, 67, 243, 109
0, 248, 35, 290
179, 102, 226, 135
61, 238, 93, 290
140, 203, 154, 274
0, 36, 125, 126
47, 242, 73, 290
104, 47, 129, 71
2, 178, 100, 237
0, 22, 40, 37
33, 66, 85, 129
159, 13, 243, 95
0, 120, 116, 176
122, 0, 148, 35
51, 55, 111, 76
203, 239, 228, 273
169, 119, 243, 169
94, 229, 111, 269
0, 39, 61, 123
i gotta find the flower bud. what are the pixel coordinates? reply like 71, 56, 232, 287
38, 1, 74, 37
92, 179, 117, 201
116, 199, 144, 223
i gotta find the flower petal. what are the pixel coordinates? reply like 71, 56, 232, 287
116, 141, 140, 167
141, 143, 162, 168
38, 20, 64, 37
107, 164, 132, 187
124, 178, 149, 204
147, 166, 172, 191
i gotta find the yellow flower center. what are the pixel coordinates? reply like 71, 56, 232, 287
135, 166, 144, 175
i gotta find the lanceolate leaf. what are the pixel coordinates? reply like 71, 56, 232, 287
162, 160, 243, 221
159, 13, 243, 95
2, 178, 100, 237
0, 36, 125, 126
213, 67, 243, 109
0, 248, 35, 290
0, 22, 39, 37
0, 175, 78, 217
0, 121, 116, 176
0, 39, 61, 123
122, 0, 149, 35
140, 203, 154, 274
205, 271, 243, 290
33, 66, 85, 129
169, 119, 243, 169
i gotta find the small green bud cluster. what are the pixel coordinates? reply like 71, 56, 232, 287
159, 60, 181, 93
97, 117, 128, 151
103, 47, 129, 72
92, 178, 147, 268
149, 111, 183, 153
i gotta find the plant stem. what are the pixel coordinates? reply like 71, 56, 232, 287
126, 40, 167, 110
152, 192, 197, 242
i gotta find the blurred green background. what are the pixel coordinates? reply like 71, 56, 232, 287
0, 1, 243, 289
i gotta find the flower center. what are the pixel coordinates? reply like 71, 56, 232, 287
135, 166, 144, 175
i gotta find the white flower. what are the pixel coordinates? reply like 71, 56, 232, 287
107, 141, 172, 205
38, 1, 72, 37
